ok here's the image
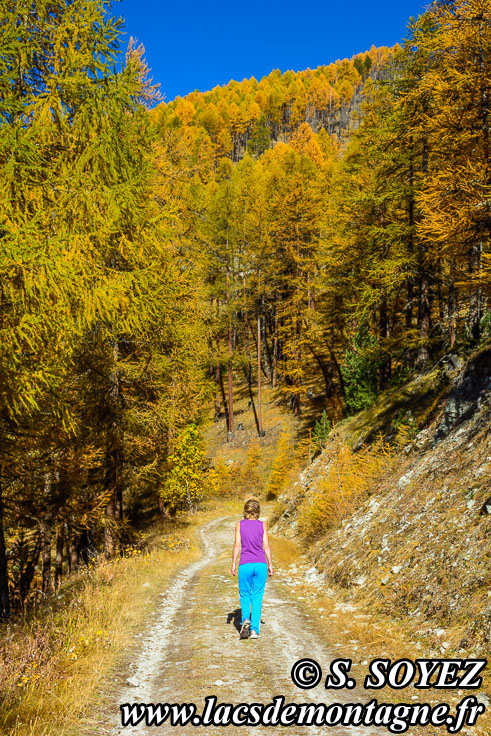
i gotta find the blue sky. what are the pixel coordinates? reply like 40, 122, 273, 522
111, 0, 429, 102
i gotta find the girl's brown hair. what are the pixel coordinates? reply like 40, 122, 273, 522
243, 498, 261, 519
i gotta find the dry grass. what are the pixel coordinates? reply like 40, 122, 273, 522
268, 533, 299, 569
0, 505, 235, 736
270, 396, 491, 734
297, 434, 394, 540
202, 380, 299, 500
0, 369, 301, 736
271, 533, 490, 736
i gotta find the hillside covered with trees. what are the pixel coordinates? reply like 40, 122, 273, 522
0, 0, 489, 622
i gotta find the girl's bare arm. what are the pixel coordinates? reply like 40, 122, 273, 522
263, 523, 273, 576
230, 521, 241, 575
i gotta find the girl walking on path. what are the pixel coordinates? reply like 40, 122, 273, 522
230, 499, 273, 640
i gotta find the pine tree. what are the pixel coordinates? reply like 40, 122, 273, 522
247, 113, 271, 156
0, 0, 210, 614
413, 0, 491, 344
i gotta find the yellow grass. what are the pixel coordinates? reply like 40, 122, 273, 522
202, 379, 317, 502
270, 534, 490, 736
0, 505, 232, 736
297, 434, 394, 540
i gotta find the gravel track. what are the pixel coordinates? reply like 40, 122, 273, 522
106, 516, 380, 735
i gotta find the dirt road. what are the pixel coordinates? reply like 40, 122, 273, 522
96, 516, 380, 735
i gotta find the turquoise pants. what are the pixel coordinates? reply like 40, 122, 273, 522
238, 562, 268, 634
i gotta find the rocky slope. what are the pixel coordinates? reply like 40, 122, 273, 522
271, 348, 491, 653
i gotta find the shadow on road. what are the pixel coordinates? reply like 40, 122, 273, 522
227, 609, 266, 633
226, 608, 242, 632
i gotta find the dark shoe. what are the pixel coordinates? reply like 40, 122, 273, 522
239, 620, 251, 639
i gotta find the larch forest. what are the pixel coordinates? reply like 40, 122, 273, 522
0, 0, 489, 630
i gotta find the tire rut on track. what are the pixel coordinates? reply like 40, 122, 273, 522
104, 516, 380, 735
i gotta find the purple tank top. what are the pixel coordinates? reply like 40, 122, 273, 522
239, 519, 267, 565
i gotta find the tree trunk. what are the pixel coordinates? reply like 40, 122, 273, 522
77, 528, 91, 566
417, 269, 431, 368
55, 529, 64, 589
0, 472, 10, 619
293, 317, 302, 416
416, 133, 431, 368
478, 19, 488, 166
225, 269, 235, 441
468, 238, 482, 344
243, 276, 251, 365
262, 322, 273, 380
257, 316, 264, 436
227, 360, 234, 441
41, 513, 52, 595
406, 279, 414, 330
379, 296, 391, 390
329, 333, 346, 401
69, 538, 79, 572
214, 365, 221, 420
437, 259, 445, 329
104, 343, 122, 558
19, 535, 40, 607
406, 151, 415, 330
227, 319, 234, 442
214, 298, 222, 422
260, 297, 272, 380
115, 453, 123, 524
448, 263, 456, 349
272, 295, 278, 388
306, 343, 333, 397
218, 363, 229, 432
243, 363, 261, 436
104, 458, 117, 559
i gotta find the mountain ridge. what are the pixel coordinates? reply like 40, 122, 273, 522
153, 44, 395, 160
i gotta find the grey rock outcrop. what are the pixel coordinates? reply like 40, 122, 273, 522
434, 348, 490, 442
